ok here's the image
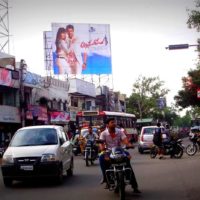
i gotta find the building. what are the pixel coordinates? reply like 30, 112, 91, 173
0, 53, 21, 144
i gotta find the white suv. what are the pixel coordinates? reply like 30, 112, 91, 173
138, 126, 166, 154
1, 125, 74, 187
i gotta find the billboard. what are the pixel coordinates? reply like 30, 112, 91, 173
51, 23, 112, 75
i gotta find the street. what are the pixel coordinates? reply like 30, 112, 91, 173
0, 140, 200, 200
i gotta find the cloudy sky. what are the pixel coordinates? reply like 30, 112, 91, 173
8, 0, 199, 106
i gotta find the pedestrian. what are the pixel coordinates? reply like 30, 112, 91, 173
153, 122, 165, 159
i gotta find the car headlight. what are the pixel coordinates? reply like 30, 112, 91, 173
2, 155, 14, 165
41, 154, 57, 162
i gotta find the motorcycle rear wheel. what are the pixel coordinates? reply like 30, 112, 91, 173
85, 152, 89, 166
186, 143, 198, 156
150, 146, 158, 158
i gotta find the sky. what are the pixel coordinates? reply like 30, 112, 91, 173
7, 0, 200, 108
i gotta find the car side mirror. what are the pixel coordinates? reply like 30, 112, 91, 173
61, 140, 71, 148
59, 138, 65, 145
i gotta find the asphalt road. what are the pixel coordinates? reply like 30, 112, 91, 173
0, 138, 200, 200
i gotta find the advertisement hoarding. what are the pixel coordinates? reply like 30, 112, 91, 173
51, 23, 112, 75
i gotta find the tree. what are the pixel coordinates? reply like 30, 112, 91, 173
187, 0, 200, 56
187, 0, 200, 32
174, 67, 200, 109
175, 0, 200, 110
126, 75, 169, 119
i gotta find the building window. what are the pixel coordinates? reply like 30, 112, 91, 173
86, 101, 92, 110
63, 101, 67, 111
48, 100, 52, 109
71, 96, 78, 107
52, 99, 58, 110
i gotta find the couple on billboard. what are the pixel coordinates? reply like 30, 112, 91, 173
55, 24, 87, 75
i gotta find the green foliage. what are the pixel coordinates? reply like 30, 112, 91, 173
173, 112, 191, 127
187, 0, 200, 32
175, 65, 200, 108
175, 0, 200, 109
126, 75, 169, 119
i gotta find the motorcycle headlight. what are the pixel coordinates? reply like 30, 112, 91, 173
2, 155, 14, 165
41, 154, 56, 162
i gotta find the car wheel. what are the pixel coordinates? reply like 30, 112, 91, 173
55, 164, 63, 184
67, 158, 74, 176
3, 178, 12, 187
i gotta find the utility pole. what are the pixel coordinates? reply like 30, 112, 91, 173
20, 59, 27, 127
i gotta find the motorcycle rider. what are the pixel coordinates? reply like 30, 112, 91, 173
84, 126, 99, 141
99, 118, 141, 194
72, 127, 86, 154
84, 126, 99, 155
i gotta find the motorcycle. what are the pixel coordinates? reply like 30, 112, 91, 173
186, 133, 200, 156
84, 139, 98, 166
150, 138, 184, 159
72, 141, 82, 156
72, 135, 86, 156
105, 146, 134, 200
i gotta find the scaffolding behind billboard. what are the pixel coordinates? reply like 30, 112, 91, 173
0, 0, 10, 53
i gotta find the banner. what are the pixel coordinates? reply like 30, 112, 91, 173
0, 68, 15, 87
26, 105, 48, 121
50, 111, 70, 123
51, 23, 112, 75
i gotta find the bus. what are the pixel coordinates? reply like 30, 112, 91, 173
76, 110, 138, 141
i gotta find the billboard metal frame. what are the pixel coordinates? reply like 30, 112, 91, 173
0, 0, 10, 53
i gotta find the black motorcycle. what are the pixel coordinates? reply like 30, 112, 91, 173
84, 139, 98, 166
186, 133, 200, 156
72, 141, 82, 156
105, 146, 134, 200
150, 138, 184, 159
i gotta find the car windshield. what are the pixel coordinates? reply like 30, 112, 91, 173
10, 128, 58, 147
143, 128, 155, 135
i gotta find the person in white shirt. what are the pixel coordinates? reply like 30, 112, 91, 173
99, 118, 141, 193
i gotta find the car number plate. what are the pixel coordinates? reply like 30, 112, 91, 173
20, 165, 34, 171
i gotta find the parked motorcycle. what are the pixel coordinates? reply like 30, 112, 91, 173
105, 146, 134, 200
150, 138, 184, 159
84, 139, 98, 166
186, 133, 200, 156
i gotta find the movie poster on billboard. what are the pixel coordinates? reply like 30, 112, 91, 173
51, 23, 112, 75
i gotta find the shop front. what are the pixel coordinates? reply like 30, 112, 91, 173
0, 105, 21, 145
25, 105, 48, 126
